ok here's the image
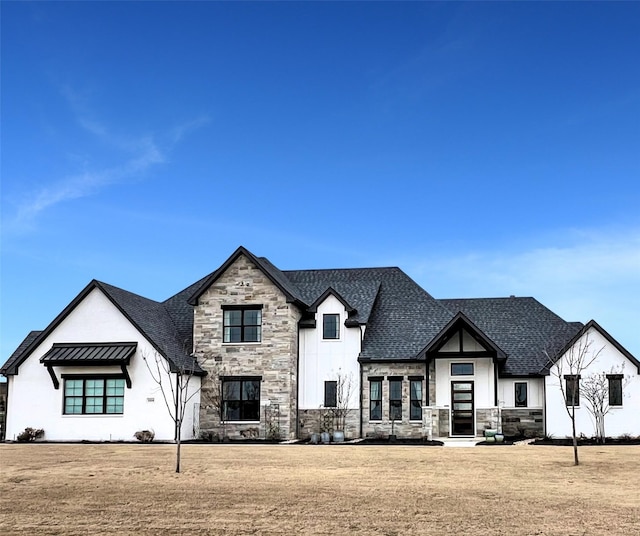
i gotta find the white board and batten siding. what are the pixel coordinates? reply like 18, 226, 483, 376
298, 294, 360, 409
545, 325, 640, 438
5, 287, 200, 442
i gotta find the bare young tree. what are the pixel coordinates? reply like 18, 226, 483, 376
334, 369, 354, 434
547, 332, 603, 465
142, 350, 201, 473
581, 365, 629, 443
202, 361, 227, 441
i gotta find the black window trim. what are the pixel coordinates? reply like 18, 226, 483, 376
221, 376, 262, 422
451, 362, 474, 376
606, 374, 623, 407
514, 381, 528, 408
389, 377, 402, 422
222, 305, 263, 344
322, 313, 341, 340
369, 378, 382, 421
324, 380, 337, 408
564, 374, 581, 407
61, 374, 126, 415
409, 378, 423, 421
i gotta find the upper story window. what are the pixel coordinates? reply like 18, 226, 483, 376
64, 377, 125, 415
323, 314, 340, 340
223, 306, 262, 343
451, 362, 474, 376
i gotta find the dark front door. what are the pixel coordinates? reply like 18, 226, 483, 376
451, 381, 474, 436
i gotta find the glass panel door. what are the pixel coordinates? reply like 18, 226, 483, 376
451, 381, 474, 436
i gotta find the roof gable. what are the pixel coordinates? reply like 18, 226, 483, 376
543, 319, 640, 375
1, 281, 203, 377
187, 246, 305, 306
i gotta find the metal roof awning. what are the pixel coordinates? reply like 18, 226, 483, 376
40, 342, 136, 389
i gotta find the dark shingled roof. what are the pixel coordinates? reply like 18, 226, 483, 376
284, 267, 454, 360
4, 247, 605, 379
1, 330, 42, 375
439, 297, 583, 375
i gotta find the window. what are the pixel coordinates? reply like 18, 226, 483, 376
63, 377, 125, 415
451, 362, 474, 376
369, 379, 382, 420
324, 380, 337, 407
565, 375, 580, 407
389, 378, 402, 421
323, 314, 340, 339
514, 382, 528, 408
607, 375, 623, 406
410, 379, 422, 420
222, 378, 260, 421
223, 306, 262, 343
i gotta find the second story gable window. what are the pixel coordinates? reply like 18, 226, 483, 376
223, 306, 262, 343
323, 314, 340, 340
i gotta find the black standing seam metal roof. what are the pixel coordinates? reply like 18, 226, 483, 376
40, 343, 137, 365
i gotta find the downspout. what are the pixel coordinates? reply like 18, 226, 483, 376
359, 325, 364, 439
295, 319, 300, 439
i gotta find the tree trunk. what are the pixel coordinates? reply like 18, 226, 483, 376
571, 409, 579, 466
176, 419, 182, 473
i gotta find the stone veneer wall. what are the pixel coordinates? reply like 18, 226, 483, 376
361, 362, 429, 439
476, 408, 499, 436
298, 409, 359, 440
501, 408, 544, 438
194, 254, 301, 440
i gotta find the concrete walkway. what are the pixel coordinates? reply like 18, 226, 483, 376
440, 437, 480, 447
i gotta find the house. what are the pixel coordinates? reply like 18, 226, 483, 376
2, 246, 639, 442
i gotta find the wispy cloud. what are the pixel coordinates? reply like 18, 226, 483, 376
403, 227, 640, 356
4, 85, 208, 232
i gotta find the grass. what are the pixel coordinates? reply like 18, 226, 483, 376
1, 444, 639, 535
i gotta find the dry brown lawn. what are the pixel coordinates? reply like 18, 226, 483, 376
1, 443, 639, 535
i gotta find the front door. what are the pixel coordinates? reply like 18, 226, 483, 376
451, 381, 474, 436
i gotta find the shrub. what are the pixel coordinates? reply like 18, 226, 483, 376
16, 427, 44, 442
133, 430, 155, 442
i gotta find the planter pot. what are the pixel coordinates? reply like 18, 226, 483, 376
310, 433, 319, 444
320, 432, 330, 444
495, 434, 504, 443
485, 436, 496, 443
333, 431, 345, 443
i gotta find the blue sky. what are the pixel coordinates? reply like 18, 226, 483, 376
2, 2, 639, 364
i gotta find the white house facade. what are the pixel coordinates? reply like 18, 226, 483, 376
2, 246, 639, 442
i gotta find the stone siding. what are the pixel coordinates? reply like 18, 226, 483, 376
298, 409, 359, 440
476, 408, 499, 436
194, 254, 301, 440
361, 362, 429, 439
501, 408, 544, 438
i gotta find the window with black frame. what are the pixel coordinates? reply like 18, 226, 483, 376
565, 375, 580, 407
369, 379, 382, 420
514, 382, 528, 407
410, 379, 422, 420
63, 377, 125, 415
324, 380, 337, 407
389, 378, 402, 421
223, 306, 262, 343
607, 375, 623, 406
323, 314, 340, 339
222, 378, 260, 421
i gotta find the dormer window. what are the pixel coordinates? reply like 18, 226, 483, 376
323, 314, 340, 340
223, 306, 262, 343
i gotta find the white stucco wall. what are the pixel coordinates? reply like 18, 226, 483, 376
298, 295, 360, 409
5, 287, 200, 441
498, 377, 544, 408
545, 326, 640, 438
434, 357, 495, 408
